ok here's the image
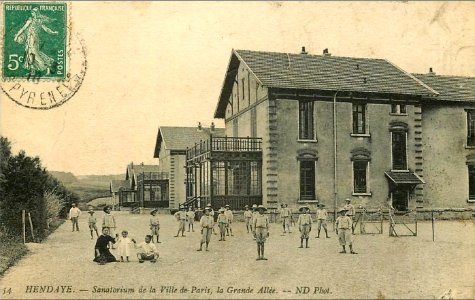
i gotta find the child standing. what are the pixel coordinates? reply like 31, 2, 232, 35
197, 207, 213, 252
117, 230, 136, 262
102, 206, 116, 248
224, 205, 234, 236
186, 207, 195, 232
335, 208, 357, 254
280, 204, 292, 234
136, 235, 159, 263
174, 205, 187, 237
316, 203, 330, 238
243, 205, 253, 233
297, 206, 312, 248
251, 204, 259, 240
252, 205, 270, 261
88, 209, 99, 239
217, 208, 228, 241
150, 209, 160, 243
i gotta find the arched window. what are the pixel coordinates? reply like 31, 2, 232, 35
389, 121, 408, 170
351, 148, 371, 195
297, 149, 318, 201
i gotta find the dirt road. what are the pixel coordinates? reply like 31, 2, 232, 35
0, 211, 474, 299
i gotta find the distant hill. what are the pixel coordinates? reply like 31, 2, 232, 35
49, 171, 125, 203
48, 171, 78, 184
76, 174, 124, 188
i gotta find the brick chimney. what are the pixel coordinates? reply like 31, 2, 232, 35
197, 122, 202, 131
210, 122, 215, 132
323, 48, 331, 56
300, 46, 308, 54
428, 67, 436, 75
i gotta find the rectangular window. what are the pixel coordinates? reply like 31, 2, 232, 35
299, 101, 314, 140
467, 110, 475, 146
241, 78, 245, 101
353, 103, 366, 134
300, 160, 315, 200
233, 118, 238, 137
250, 161, 261, 195
213, 162, 226, 196
230, 161, 249, 195
400, 104, 407, 114
250, 107, 257, 138
353, 161, 368, 193
391, 104, 407, 114
392, 132, 407, 170
469, 165, 475, 201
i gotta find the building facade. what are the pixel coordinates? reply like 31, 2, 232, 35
184, 48, 474, 212
412, 73, 475, 209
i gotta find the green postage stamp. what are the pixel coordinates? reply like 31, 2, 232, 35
1, 1, 86, 110
3, 2, 67, 79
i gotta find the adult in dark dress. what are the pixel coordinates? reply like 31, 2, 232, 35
93, 228, 117, 264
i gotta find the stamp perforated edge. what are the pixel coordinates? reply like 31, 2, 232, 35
0, 1, 71, 82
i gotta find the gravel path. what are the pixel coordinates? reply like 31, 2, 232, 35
0, 211, 474, 299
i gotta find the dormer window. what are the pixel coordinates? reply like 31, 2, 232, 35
391, 104, 407, 115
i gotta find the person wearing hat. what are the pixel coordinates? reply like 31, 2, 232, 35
297, 206, 312, 248
343, 198, 356, 233
315, 203, 330, 238
224, 205, 234, 236
102, 206, 117, 249
252, 205, 270, 260
186, 207, 196, 232
69, 203, 81, 232
206, 203, 217, 235
87, 209, 99, 239
243, 205, 253, 233
150, 209, 160, 243
280, 203, 292, 234
335, 208, 357, 254
174, 206, 187, 237
197, 207, 214, 251
251, 204, 259, 239
217, 208, 228, 241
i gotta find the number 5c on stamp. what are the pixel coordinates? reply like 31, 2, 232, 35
3, 2, 67, 79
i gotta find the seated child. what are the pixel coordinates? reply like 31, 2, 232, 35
136, 235, 159, 263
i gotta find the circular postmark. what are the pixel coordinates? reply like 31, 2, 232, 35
1, 2, 87, 110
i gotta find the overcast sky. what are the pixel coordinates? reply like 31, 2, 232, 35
1, 1, 474, 175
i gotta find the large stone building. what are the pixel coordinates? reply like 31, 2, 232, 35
183, 48, 474, 213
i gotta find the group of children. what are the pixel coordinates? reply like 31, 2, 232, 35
91, 198, 357, 264
286, 199, 357, 254
92, 206, 160, 264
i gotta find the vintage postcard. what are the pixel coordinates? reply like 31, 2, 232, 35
0, 1, 474, 299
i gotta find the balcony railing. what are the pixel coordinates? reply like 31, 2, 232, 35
187, 136, 262, 160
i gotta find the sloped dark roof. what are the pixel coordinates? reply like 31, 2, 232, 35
385, 172, 425, 185
412, 73, 475, 102
215, 49, 439, 118
154, 126, 225, 158
110, 180, 130, 193
132, 164, 160, 173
